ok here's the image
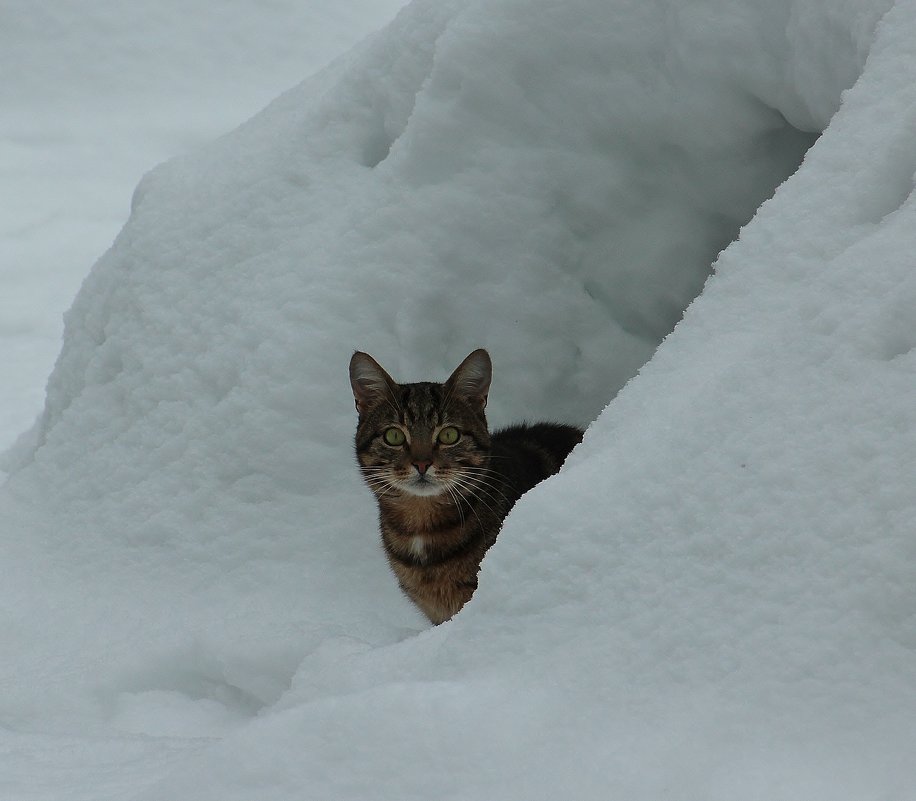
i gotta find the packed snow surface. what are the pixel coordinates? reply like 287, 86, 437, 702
2, 0, 916, 798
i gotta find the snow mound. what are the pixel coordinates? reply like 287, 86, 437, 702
0, 0, 406, 453
3, 0, 915, 797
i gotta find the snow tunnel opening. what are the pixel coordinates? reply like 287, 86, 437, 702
363, 88, 825, 432
359, 0, 866, 432
550, 105, 820, 423
602, 121, 815, 339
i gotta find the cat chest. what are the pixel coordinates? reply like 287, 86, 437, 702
381, 520, 484, 568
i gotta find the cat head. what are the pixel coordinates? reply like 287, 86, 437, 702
349, 349, 492, 498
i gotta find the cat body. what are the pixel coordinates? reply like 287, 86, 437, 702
349, 349, 582, 624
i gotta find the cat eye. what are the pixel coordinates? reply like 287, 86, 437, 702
437, 426, 460, 445
383, 428, 406, 446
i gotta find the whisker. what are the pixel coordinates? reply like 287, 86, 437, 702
448, 475, 504, 521
360, 474, 401, 500
454, 469, 514, 507
454, 477, 514, 516
452, 470, 505, 496
443, 483, 465, 528
446, 478, 486, 531
362, 478, 394, 488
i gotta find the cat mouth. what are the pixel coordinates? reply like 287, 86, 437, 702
402, 475, 446, 497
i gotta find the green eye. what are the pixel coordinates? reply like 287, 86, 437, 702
383, 428, 406, 446
437, 426, 460, 445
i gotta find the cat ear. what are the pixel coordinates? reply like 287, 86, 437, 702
349, 351, 397, 414
446, 349, 492, 409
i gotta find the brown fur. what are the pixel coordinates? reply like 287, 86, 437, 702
350, 349, 582, 624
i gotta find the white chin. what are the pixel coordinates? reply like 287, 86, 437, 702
403, 481, 445, 497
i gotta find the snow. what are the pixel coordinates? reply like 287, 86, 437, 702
0, 0, 406, 454
2, 0, 916, 798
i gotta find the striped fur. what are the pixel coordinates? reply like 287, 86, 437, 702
350, 349, 582, 624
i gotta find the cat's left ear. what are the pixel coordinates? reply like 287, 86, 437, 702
446, 349, 492, 410
349, 351, 397, 414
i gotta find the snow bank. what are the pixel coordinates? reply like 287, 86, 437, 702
3, 0, 915, 797
0, 0, 406, 452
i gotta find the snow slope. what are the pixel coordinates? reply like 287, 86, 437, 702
3, 0, 915, 798
0, 0, 406, 452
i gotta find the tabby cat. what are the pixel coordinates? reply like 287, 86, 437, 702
349, 348, 583, 624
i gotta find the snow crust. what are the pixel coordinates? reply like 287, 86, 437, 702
3, 0, 915, 797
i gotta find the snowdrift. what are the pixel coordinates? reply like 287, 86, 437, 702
2, 0, 915, 798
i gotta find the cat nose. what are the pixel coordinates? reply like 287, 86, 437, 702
412, 460, 432, 476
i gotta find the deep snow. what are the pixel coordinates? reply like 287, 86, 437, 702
0, 0, 406, 454
3, 0, 916, 798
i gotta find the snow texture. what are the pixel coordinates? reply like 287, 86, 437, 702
3, 0, 916, 798
0, 0, 405, 453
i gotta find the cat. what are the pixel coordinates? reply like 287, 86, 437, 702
349, 348, 583, 624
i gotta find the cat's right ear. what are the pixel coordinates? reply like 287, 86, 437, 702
349, 351, 396, 414
446, 349, 492, 410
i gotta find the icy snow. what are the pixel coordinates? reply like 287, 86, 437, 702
2, 0, 916, 798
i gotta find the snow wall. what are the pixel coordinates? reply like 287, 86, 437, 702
2, 0, 915, 798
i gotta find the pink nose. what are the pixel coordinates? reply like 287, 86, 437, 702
413, 461, 432, 476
